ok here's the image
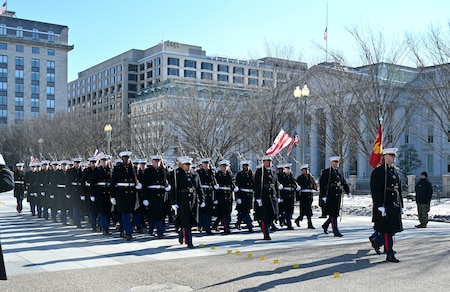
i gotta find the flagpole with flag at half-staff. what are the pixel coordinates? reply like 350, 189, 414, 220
0, 2, 6, 15
323, 1, 328, 62
369, 117, 384, 168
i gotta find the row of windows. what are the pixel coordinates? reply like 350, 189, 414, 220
0, 25, 56, 43
164, 68, 270, 85
70, 64, 123, 90
0, 55, 55, 69
13, 44, 55, 55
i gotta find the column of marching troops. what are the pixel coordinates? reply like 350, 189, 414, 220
11, 148, 404, 262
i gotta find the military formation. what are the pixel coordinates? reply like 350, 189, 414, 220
14, 150, 408, 262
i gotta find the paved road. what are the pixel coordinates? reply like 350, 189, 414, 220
1, 191, 449, 291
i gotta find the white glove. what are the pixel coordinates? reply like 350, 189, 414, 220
214, 184, 219, 190
378, 206, 386, 217
65, 194, 71, 199
322, 197, 327, 203
277, 198, 283, 203
233, 186, 239, 192
0, 153, 5, 165
347, 193, 352, 199
171, 204, 179, 211
80, 195, 86, 201
278, 184, 284, 190
400, 207, 404, 214
135, 183, 142, 190
24, 191, 28, 196
90, 196, 96, 202
256, 199, 262, 206
165, 185, 171, 192
236, 198, 242, 204
110, 197, 116, 205
41, 192, 46, 196
200, 202, 206, 208
143, 199, 149, 206
213, 200, 218, 205
296, 185, 301, 191
50, 194, 55, 199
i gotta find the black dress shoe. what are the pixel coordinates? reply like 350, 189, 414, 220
308, 225, 315, 229
386, 254, 400, 263
334, 233, 343, 237
103, 231, 112, 236
187, 244, 194, 248
287, 226, 294, 230
322, 224, 328, 234
178, 236, 183, 244
415, 224, 427, 228
126, 235, 132, 241
120, 232, 126, 238
369, 236, 381, 255
295, 218, 300, 227
263, 236, 272, 240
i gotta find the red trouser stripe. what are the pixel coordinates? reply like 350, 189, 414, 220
261, 221, 267, 237
182, 227, 186, 244
384, 233, 389, 252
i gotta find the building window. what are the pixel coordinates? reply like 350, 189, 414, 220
15, 83, 24, 93
262, 80, 273, 87
128, 74, 137, 81
0, 82, 7, 91
47, 86, 55, 95
0, 24, 6, 35
201, 72, 212, 80
32, 29, 39, 40
0, 95, 6, 105
184, 70, 196, 78
32, 47, 40, 54
15, 110, 24, 121
0, 67, 6, 78
447, 155, 450, 173
46, 99, 55, 109
233, 76, 243, 84
0, 55, 7, 63
201, 62, 213, 70
263, 71, 273, 78
154, 68, 161, 76
47, 49, 55, 56
16, 27, 23, 38
155, 58, 160, 66
15, 57, 24, 66
117, 64, 122, 72
168, 57, 179, 66
47, 73, 55, 82
404, 129, 409, 144
48, 31, 55, 43
447, 125, 450, 142
47, 61, 55, 69
16, 45, 24, 52
15, 97, 24, 106
31, 85, 40, 94
31, 98, 39, 107
248, 78, 258, 86
32, 58, 40, 68
218, 64, 229, 72
31, 71, 39, 81
218, 74, 228, 82
15, 69, 24, 79
233, 67, 244, 75
184, 60, 196, 68
427, 126, 434, 143
426, 154, 433, 175
0, 43, 6, 50
146, 60, 153, 69
146, 71, 153, 78
168, 68, 179, 76
110, 76, 115, 84
248, 69, 259, 76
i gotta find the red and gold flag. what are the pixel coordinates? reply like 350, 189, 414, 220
369, 122, 383, 168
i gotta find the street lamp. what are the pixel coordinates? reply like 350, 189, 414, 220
294, 85, 310, 172
38, 138, 44, 160
104, 124, 112, 155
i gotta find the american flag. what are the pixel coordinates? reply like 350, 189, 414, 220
266, 129, 292, 156
0, 2, 6, 15
94, 149, 105, 159
286, 132, 300, 156
29, 156, 38, 166
323, 27, 328, 41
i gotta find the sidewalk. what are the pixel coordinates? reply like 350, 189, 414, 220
1, 191, 449, 291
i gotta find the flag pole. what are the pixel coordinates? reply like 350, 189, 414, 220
325, 1, 328, 62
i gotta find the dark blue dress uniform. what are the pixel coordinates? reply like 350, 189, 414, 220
370, 159, 403, 262
170, 162, 202, 248
234, 165, 254, 232
111, 158, 138, 241
197, 165, 215, 235
142, 164, 168, 238
214, 168, 234, 234
277, 168, 297, 230
254, 164, 279, 240
14, 165, 26, 213
66, 163, 84, 228
25, 167, 39, 216
54, 165, 69, 225
296, 169, 317, 228
319, 163, 349, 237
37, 165, 51, 220
91, 162, 112, 234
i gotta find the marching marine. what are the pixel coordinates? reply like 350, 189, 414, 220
295, 164, 317, 229
234, 160, 254, 232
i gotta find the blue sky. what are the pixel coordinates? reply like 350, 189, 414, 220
6, 0, 450, 81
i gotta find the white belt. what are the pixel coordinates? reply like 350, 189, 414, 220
96, 182, 109, 186
116, 183, 135, 187
14, 181, 24, 184
85, 182, 91, 186
218, 186, 231, 191
283, 187, 295, 191
71, 182, 81, 186
301, 189, 312, 193
201, 185, 212, 189
57, 184, 66, 188
240, 188, 253, 193
147, 185, 165, 189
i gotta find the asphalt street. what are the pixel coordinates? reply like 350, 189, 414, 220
1, 191, 449, 291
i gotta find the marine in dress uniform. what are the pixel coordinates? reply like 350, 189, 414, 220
277, 163, 300, 230
91, 156, 112, 234
234, 160, 255, 232
54, 161, 69, 225
110, 151, 141, 241
13, 163, 26, 213
48, 161, 59, 222
319, 156, 351, 237
369, 148, 403, 263
170, 157, 203, 248
24, 163, 39, 216
142, 155, 171, 239
295, 164, 317, 229
253, 156, 279, 240
37, 161, 51, 220
214, 160, 237, 234
196, 158, 216, 235
66, 158, 84, 228
133, 159, 147, 234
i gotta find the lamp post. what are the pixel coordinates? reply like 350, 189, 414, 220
104, 124, 112, 155
293, 85, 310, 173
38, 138, 44, 160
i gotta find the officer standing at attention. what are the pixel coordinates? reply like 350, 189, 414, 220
253, 156, 279, 240
234, 160, 255, 232
370, 148, 403, 263
277, 163, 300, 230
196, 158, 216, 235
170, 156, 203, 248
14, 163, 26, 213
110, 151, 142, 241
295, 164, 318, 229
319, 156, 350, 237
214, 160, 237, 234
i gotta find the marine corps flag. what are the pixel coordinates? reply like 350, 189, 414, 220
369, 121, 384, 168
